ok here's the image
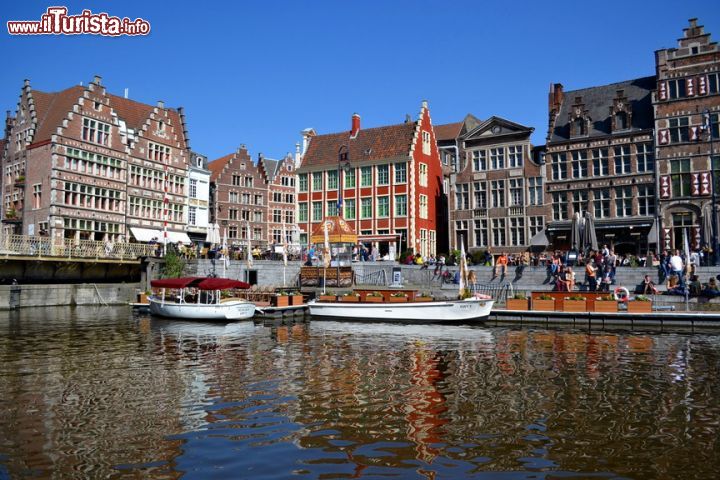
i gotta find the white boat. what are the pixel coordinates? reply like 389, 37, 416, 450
307, 295, 493, 323
148, 277, 256, 321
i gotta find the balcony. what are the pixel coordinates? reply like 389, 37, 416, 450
473, 208, 488, 218
509, 206, 524, 216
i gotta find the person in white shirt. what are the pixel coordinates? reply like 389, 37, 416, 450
669, 250, 685, 288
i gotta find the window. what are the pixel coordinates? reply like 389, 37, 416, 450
229, 226, 237, 239
552, 192, 568, 220
573, 117, 586, 136
708, 113, 720, 140
188, 206, 196, 226
669, 117, 690, 143
473, 219, 488, 247
148, 142, 171, 162
345, 168, 356, 188
422, 130, 431, 155
299, 203, 308, 222
241, 210, 250, 221
243, 176, 253, 188
394, 195, 407, 216
528, 177, 543, 206
272, 229, 282, 244
253, 211, 262, 223
713, 154, 720, 194
490, 180, 505, 208
285, 210, 294, 224
360, 166, 372, 187
232, 175, 241, 186
377, 165, 389, 185
551, 153, 567, 180
419, 195, 428, 219
377, 196, 389, 217
637, 143, 654, 172
613, 146, 631, 174
241, 193, 250, 204
361, 198, 372, 218
572, 150, 588, 178
344, 198, 355, 219
32, 184, 41, 209
326, 200, 335, 217
327, 170, 338, 190
615, 186, 633, 217
299, 173, 308, 192
473, 181, 487, 209
509, 217, 525, 246
490, 148, 505, 169
668, 78, 687, 99
419, 163, 428, 187
455, 183, 470, 210
592, 149, 609, 176
82, 118, 110, 145
189, 179, 197, 198
312, 172, 323, 191
312, 201, 322, 221
529, 216, 544, 238
594, 189, 610, 219
229, 208, 238, 220
472, 150, 487, 171
254, 194, 263, 205
615, 111, 628, 130
492, 218, 506, 246
508, 145, 523, 168
638, 185, 655, 216
509, 178, 524, 206
572, 190, 588, 215
394, 163, 406, 183
273, 209, 282, 223
670, 159, 692, 198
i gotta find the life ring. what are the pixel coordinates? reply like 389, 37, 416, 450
613, 287, 630, 302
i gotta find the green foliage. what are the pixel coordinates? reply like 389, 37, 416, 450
538, 294, 553, 300
471, 250, 485, 265
367, 291, 383, 297
596, 295, 616, 301
513, 292, 528, 300
634, 295, 651, 302
565, 295, 587, 301
162, 249, 186, 278
459, 288, 472, 300
451, 249, 461, 261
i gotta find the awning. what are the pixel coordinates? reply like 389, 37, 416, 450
358, 234, 401, 242
151, 277, 250, 290
529, 229, 549, 247
130, 227, 191, 244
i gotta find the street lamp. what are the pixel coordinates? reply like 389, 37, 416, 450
337, 145, 349, 217
704, 109, 718, 266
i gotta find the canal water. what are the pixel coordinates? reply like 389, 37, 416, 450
0, 307, 718, 479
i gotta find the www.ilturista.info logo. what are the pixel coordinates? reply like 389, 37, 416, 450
7, 6, 150, 36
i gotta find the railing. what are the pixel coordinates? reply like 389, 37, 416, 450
469, 282, 514, 305
0, 234, 156, 261
354, 269, 388, 287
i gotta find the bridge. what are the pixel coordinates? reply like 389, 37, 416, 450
0, 234, 156, 263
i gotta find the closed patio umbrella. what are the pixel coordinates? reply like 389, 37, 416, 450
583, 211, 598, 252
702, 202, 713, 247
570, 212, 581, 251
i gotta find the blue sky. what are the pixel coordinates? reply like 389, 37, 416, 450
2, 1, 719, 161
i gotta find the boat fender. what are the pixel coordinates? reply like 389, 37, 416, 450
613, 287, 630, 302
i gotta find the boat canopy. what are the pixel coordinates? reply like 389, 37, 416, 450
151, 277, 250, 290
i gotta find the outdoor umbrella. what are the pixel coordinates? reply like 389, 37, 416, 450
583, 211, 598, 252
702, 202, 713, 247
570, 212, 581, 251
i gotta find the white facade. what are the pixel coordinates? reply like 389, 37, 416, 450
187, 152, 211, 242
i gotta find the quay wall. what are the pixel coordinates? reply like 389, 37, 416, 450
0, 283, 140, 310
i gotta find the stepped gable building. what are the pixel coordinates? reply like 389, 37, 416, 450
653, 18, 720, 254
437, 115, 547, 256
296, 102, 443, 259
2, 76, 190, 243
209, 146, 268, 247
546, 75, 657, 255
258, 153, 296, 246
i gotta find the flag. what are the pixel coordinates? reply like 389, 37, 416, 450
459, 236, 467, 297
323, 220, 331, 268
282, 223, 288, 267
246, 224, 253, 268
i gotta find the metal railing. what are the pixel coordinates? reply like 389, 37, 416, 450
0, 234, 156, 261
354, 269, 388, 286
469, 282, 515, 305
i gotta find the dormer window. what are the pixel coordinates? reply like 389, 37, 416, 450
158, 121, 165, 133
570, 99, 588, 137
196, 157, 203, 168
573, 117, 586, 136
611, 90, 632, 132
615, 111, 628, 130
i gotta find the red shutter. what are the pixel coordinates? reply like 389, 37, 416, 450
701, 172, 711, 195
658, 81, 668, 100
691, 173, 700, 196
687, 77, 696, 96
698, 75, 708, 95
660, 175, 672, 199
663, 228, 672, 250
690, 126, 699, 141
658, 129, 670, 145
691, 227, 701, 250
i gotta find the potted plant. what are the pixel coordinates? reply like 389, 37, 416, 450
5, 208, 17, 220
340, 292, 360, 302
389, 292, 408, 303
272, 291, 290, 307
364, 291, 384, 303
533, 293, 555, 311
593, 295, 618, 313
563, 295, 587, 312
415, 292, 434, 302
318, 293, 337, 302
506, 292, 529, 311
14, 175, 25, 184
138, 290, 151, 304
627, 294, 652, 313
289, 291, 304, 305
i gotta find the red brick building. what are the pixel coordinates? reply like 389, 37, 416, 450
654, 18, 720, 254
259, 153, 297, 246
296, 102, 443, 259
209, 147, 268, 248
2, 76, 190, 243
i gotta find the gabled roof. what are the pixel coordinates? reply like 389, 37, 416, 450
107, 93, 155, 131
434, 122, 464, 141
209, 148, 253, 181
259, 156, 281, 181
462, 115, 534, 140
32, 85, 85, 144
549, 76, 656, 143
300, 122, 416, 169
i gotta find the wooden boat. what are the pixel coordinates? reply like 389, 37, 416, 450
308, 290, 493, 323
148, 277, 255, 320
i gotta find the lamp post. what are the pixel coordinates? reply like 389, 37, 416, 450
705, 109, 718, 266
337, 146, 348, 217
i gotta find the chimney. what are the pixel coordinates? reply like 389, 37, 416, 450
301, 128, 316, 155
124, 88, 129, 99
295, 142, 302, 166
351, 113, 361, 138
93, 75, 102, 85
157, 100, 164, 109
548, 83, 564, 113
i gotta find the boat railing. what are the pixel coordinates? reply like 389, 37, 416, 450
469, 282, 513, 304
354, 269, 388, 287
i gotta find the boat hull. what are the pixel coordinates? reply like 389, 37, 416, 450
307, 298, 493, 323
148, 297, 256, 320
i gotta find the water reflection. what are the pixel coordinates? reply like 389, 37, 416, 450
0, 307, 719, 479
